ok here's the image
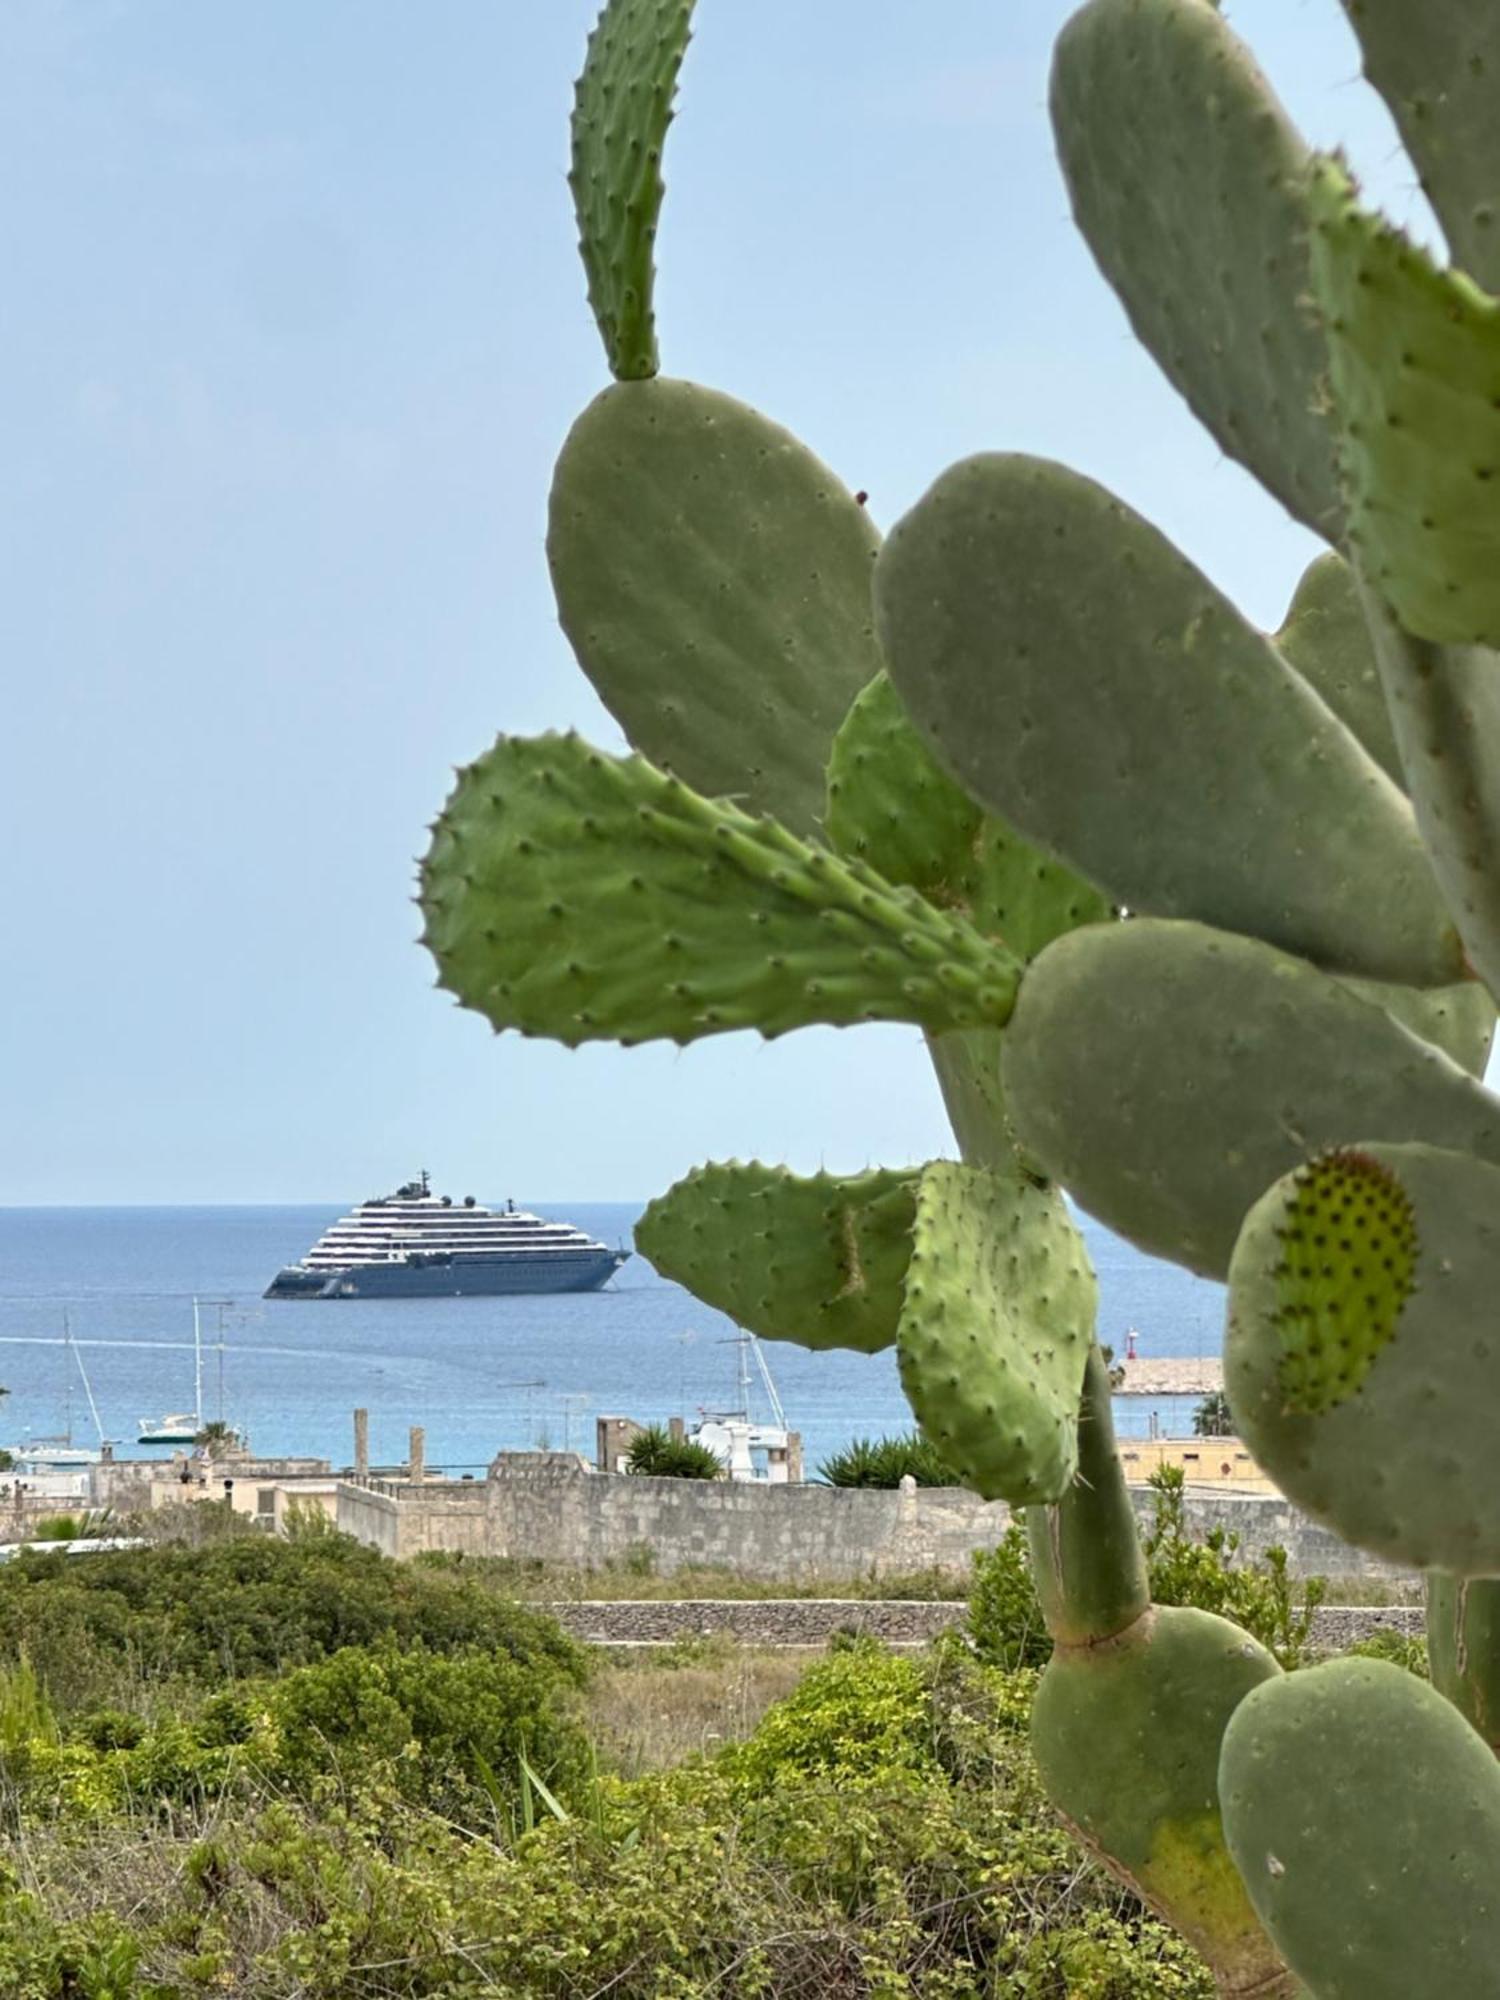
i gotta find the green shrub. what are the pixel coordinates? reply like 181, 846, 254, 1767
0, 1532, 585, 1714
265, 1641, 589, 1819
1343, 1625, 1429, 1678
624, 1424, 722, 1479
967, 1525, 1053, 1671
818, 1430, 958, 1487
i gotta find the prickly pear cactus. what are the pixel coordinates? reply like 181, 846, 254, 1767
419, 0, 1500, 1992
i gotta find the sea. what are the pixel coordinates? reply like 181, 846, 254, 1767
0, 1203, 1225, 1478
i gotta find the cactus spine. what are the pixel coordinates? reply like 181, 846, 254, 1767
420, 1, 1500, 1991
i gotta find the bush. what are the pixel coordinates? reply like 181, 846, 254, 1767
264, 1640, 589, 1818
818, 1430, 958, 1487
0, 1531, 586, 1714
624, 1424, 722, 1479
727, 1641, 940, 1791
968, 1525, 1053, 1671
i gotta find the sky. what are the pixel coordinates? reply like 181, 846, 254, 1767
0, 1, 1447, 1205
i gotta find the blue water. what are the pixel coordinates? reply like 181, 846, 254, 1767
0, 1204, 1224, 1475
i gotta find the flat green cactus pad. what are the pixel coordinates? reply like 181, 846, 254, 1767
1339, 976, 1497, 1078
1339, 0, 1500, 292
549, 378, 883, 839
1002, 920, 1500, 1280
876, 454, 1461, 988
826, 672, 1110, 955
419, 734, 1022, 1048
1267, 1150, 1418, 1416
1310, 158, 1500, 647
1359, 581, 1500, 1005
1229, 1143, 1500, 1572
896, 1163, 1095, 1504
568, 0, 695, 379
635, 1162, 917, 1354
1032, 1607, 1285, 1995
1220, 1658, 1500, 1998
1051, 0, 1342, 540
1274, 553, 1402, 787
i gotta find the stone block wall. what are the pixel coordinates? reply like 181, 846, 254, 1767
336, 1462, 1416, 1588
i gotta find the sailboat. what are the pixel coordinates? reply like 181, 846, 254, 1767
687, 1331, 796, 1483
137, 1301, 204, 1446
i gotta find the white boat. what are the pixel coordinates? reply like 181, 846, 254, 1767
138, 1300, 205, 1445
688, 1332, 797, 1483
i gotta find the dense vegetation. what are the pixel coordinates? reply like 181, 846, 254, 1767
818, 1432, 959, 1488
624, 1424, 723, 1480
0, 1521, 1231, 1997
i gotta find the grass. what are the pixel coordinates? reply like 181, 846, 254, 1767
585, 1636, 814, 1775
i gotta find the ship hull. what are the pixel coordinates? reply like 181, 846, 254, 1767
264, 1249, 626, 1301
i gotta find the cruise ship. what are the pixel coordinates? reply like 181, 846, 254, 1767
264, 1175, 629, 1300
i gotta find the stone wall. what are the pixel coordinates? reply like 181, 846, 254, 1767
545, 1597, 1426, 1654
336, 1463, 1416, 1588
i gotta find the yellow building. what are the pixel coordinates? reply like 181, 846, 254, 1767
1117, 1436, 1276, 1492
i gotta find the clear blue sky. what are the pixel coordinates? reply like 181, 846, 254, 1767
0, 2, 1439, 1204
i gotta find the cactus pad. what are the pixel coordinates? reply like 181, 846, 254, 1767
1228, 1142, 1500, 1572
1359, 576, 1500, 1005
549, 379, 882, 838
1219, 1658, 1500, 1998
1427, 1574, 1500, 1753
1274, 552, 1402, 788
1002, 920, 1500, 1279
896, 1163, 1095, 1504
1032, 1606, 1286, 1994
825, 671, 1110, 955
634, 1161, 917, 1353
876, 453, 1461, 987
1341, 975, 1497, 1079
1267, 1150, 1418, 1416
1051, 0, 1342, 539
419, 734, 1023, 1048
1309, 158, 1500, 647
568, 0, 695, 379
1339, 0, 1500, 292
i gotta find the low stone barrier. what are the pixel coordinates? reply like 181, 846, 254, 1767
547, 1598, 1424, 1653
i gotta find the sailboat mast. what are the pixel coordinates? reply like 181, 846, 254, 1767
192, 1299, 203, 1424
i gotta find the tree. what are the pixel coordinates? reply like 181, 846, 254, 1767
1192, 1392, 1233, 1440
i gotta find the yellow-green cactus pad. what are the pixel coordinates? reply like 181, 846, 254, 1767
1220, 1658, 1500, 1999
896, 1163, 1095, 1504
1267, 1150, 1418, 1417
568, 0, 695, 379
1032, 1606, 1286, 1996
1228, 1142, 1500, 1572
877, 454, 1462, 988
1051, 0, 1342, 540
549, 379, 883, 838
1002, 920, 1500, 1279
825, 671, 1110, 956
1310, 157, 1500, 647
1274, 552, 1402, 787
419, 734, 1022, 1048
1339, 0, 1500, 292
635, 1162, 917, 1354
